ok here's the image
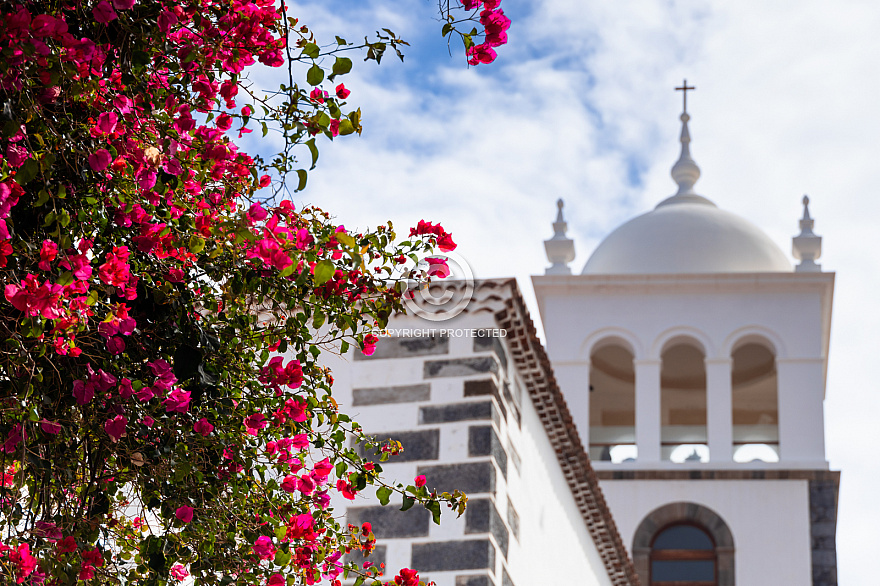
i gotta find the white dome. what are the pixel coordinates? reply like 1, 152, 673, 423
582, 198, 792, 275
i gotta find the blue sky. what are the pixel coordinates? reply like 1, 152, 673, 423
249, 1, 880, 581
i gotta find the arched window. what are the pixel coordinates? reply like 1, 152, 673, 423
731, 340, 779, 462
589, 341, 636, 462
632, 502, 734, 586
650, 524, 717, 585
660, 340, 708, 462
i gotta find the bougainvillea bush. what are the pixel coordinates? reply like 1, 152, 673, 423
0, 0, 510, 584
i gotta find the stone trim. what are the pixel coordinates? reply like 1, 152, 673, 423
352, 383, 431, 406
595, 469, 839, 482
354, 334, 449, 360
424, 356, 499, 378
347, 506, 431, 539
411, 539, 495, 572
631, 502, 734, 586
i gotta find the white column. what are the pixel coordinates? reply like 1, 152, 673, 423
777, 358, 827, 464
553, 362, 592, 447
705, 357, 733, 462
634, 359, 662, 463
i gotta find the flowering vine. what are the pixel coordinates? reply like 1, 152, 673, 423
0, 1, 476, 585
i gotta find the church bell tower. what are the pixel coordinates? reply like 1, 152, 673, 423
532, 83, 838, 586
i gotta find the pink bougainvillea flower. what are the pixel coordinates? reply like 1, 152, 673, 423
98, 246, 130, 287
290, 434, 308, 449
295, 228, 313, 250
9, 543, 38, 583
247, 202, 268, 222
425, 257, 451, 279
252, 536, 275, 560
170, 564, 189, 581
297, 474, 315, 495
163, 388, 191, 413
72, 380, 95, 405
414, 474, 427, 488
112, 0, 136, 9
280, 475, 297, 493
336, 478, 357, 500
462, 0, 481, 9
362, 333, 378, 356
56, 536, 76, 554
2, 424, 23, 454
335, 83, 350, 99
40, 419, 61, 435
104, 415, 127, 442
113, 94, 133, 114
4, 143, 28, 168
92, 1, 118, 23
158, 9, 178, 34
141, 415, 155, 427
286, 513, 316, 541
38, 239, 57, 271
194, 417, 214, 437
118, 378, 134, 399
244, 412, 267, 435
312, 457, 333, 480
467, 43, 497, 65
175, 505, 194, 523
107, 336, 125, 354
88, 149, 112, 171
95, 111, 119, 135
267, 574, 285, 586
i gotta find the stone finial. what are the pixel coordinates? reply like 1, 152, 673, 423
544, 199, 575, 275
671, 112, 701, 196
792, 195, 822, 272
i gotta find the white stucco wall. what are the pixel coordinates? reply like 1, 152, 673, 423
507, 380, 613, 586
600, 479, 813, 585
533, 272, 833, 468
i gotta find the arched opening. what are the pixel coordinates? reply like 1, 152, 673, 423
632, 502, 735, 586
731, 341, 779, 462
650, 524, 717, 585
589, 341, 636, 462
661, 340, 708, 462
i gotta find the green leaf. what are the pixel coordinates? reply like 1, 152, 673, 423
294, 169, 308, 192
426, 500, 442, 525
189, 235, 205, 253
305, 138, 319, 170
35, 189, 50, 207
306, 64, 324, 86
312, 310, 326, 328
274, 526, 287, 541
400, 495, 414, 511
376, 486, 392, 506
314, 260, 335, 286
442, 23, 453, 37
302, 43, 320, 59
338, 120, 355, 136
332, 57, 352, 76
336, 232, 356, 248
57, 272, 74, 287
335, 36, 347, 46
15, 158, 38, 185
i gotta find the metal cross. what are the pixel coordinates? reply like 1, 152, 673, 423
675, 79, 696, 113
